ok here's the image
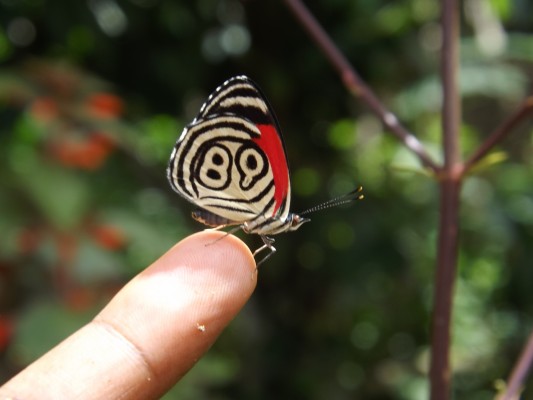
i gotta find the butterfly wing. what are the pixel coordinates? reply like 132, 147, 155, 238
167, 76, 292, 225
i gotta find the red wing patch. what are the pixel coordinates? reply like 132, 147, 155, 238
253, 124, 289, 215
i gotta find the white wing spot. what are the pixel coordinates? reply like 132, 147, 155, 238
178, 127, 189, 141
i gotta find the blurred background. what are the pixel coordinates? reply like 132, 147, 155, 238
1, 0, 533, 399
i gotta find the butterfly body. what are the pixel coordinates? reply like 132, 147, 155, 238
168, 76, 309, 262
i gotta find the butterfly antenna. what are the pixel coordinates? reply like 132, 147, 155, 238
299, 186, 364, 216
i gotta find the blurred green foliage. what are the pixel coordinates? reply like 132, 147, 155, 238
0, 0, 533, 399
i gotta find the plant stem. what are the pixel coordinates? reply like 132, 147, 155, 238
430, 178, 461, 400
430, 0, 462, 398
498, 331, 533, 400
283, 0, 439, 173
441, 0, 461, 169
464, 97, 533, 173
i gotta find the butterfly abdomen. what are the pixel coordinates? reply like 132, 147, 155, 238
191, 208, 237, 227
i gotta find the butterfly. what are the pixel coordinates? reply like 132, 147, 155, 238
167, 75, 363, 264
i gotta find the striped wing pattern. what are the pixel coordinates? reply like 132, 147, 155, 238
167, 76, 292, 230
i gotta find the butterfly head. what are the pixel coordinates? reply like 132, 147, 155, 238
287, 213, 310, 232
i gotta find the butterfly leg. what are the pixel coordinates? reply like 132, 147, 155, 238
253, 236, 276, 266
205, 224, 243, 247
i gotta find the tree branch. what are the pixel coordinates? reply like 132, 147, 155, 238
431, 178, 461, 400
498, 330, 533, 400
429, 0, 462, 399
464, 97, 533, 174
283, 0, 440, 173
441, 0, 461, 169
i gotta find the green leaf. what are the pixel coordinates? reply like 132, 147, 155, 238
11, 150, 90, 229
8, 301, 96, 364
135, 115, 182, 163
328, 119, 357, 150
73, 238, 125, 284
293, 167, 321, 197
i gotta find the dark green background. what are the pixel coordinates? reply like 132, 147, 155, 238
1, 0, 533, 399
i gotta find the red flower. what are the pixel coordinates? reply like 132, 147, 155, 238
64, 287, 96, 311
85, 93, 123, 118
0, 316, 14, 352
48, 132, 115, 170
89, 224, 126, 250
17, 227, 43, 254
30, 97, 59, 121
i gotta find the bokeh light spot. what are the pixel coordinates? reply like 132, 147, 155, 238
327, 221, 355, 250
297, 241, 325, 269
293, 167, 321, 197
328, 119, 357, 150
336, 361, 365, 390
88, 0, 128, 37
7, 17, 36, 47
351, 321, 379, 350
220, 24, 250, 56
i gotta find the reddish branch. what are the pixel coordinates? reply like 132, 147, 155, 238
464, 97, 533, 173
440, 0, 461, 169
498, 331, 533, 400
431, 179, 461, 399
429, 0, 462, 399
283, 0, 439, 173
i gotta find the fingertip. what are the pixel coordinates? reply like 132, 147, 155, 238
177, 230, 256, 274
154, 230, 257, 303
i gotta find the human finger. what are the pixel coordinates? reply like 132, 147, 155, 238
0, 230, 256, 400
